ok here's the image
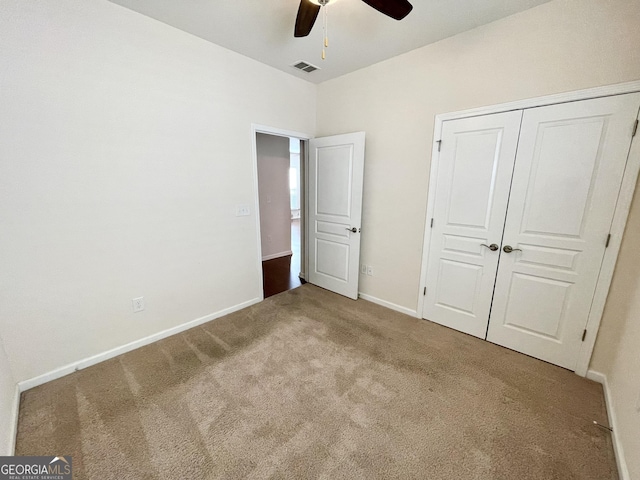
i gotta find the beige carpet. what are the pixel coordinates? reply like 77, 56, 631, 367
16, 285, 617, 479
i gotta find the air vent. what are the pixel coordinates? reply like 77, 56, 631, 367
291, 61, 320, 73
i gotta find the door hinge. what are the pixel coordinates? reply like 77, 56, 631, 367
633, 119, 639, 137
605, 233, 611, 248
581, 329, 587, 342
423, 287, 427, 296
430, 218, 434, 228
436, 140, 442, 152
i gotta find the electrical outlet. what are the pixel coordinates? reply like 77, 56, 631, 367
235, 205, 250, 216
366, 265, 374, 276
132, 297, 145, 313
267, 235, 272, 244
360, 264, 367, 274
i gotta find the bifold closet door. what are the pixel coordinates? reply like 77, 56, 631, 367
422, 111, 523, 338
486, 93, 640, 370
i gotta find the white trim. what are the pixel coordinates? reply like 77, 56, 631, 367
417, 80, 640, 377
250, 124, 313, 303
587, 370, 630, 480
576, 121, 640, 375
436, 80, 640, 122
303, 139, 310, 285
358, 293, 419, 318
18, 297, 261, 392
252, 124, 313, 141
8, 385, 19, 455
416, 120, 444, 320
262, 250, 293, 261
585, 367, 606, 384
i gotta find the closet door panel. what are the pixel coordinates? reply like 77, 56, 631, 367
487, 93, 640, 369
422, 111, 523, 338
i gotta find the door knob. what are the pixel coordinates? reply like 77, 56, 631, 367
481, 243, 499, 251
503, 245, 522, 253
346, 227, 358, 233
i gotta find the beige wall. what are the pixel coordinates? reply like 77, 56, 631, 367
256, 134, 293, 259
317, 0, 640, 311
0, 0, 316, 382
0, 335, 17, 455
317, 0, 640, 474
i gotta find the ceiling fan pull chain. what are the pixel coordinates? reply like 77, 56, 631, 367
321, 5, 328, 59
325, 5, 329, 48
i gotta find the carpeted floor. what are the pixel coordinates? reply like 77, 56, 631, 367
16, 285, 617, 479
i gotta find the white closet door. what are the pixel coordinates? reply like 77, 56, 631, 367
487, 93, 640, 370
422, 111, 523, 338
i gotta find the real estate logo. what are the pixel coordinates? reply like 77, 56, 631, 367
0, 456, 72, 480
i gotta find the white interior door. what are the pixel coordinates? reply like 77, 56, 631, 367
487, 93, 640, 369
308, 132, 365, 299
422, 111, 523, 338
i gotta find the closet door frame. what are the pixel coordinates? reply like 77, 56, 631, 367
418, 80, 640, 377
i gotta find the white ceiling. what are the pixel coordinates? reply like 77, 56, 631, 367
108, 0, 553, 84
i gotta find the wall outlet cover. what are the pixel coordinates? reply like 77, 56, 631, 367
132, 297, 145, 313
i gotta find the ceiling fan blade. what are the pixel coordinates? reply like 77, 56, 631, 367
294, 0, 321, 37
361, 0, 413, 20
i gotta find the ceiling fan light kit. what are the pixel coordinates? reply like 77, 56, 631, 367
294, 0, 413, 60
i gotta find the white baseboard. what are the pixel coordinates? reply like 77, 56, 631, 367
8, 385, 19, 455
18, 297, 262, 392
586, 369, 606, 385
262, 250, 293, 261
358, 293, 418, 318
587, 369, 629, 480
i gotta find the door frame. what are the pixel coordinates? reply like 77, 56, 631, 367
417, 80, 640, 377
251, 124, 312, 300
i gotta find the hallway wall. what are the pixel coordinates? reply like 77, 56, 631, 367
257, 134, 293, 260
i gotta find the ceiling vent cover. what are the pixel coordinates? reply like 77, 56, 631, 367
291, 61, 320, 73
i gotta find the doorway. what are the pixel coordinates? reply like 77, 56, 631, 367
255, 132, 306, 298
252, 124, 367, 302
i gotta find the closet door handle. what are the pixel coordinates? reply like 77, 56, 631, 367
503, 245, 522, 253
481, 243, 499, 251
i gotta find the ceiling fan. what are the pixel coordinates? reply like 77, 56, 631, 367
294, 0, 414, 38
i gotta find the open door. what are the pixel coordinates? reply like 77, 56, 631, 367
308, 132, 365, 299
